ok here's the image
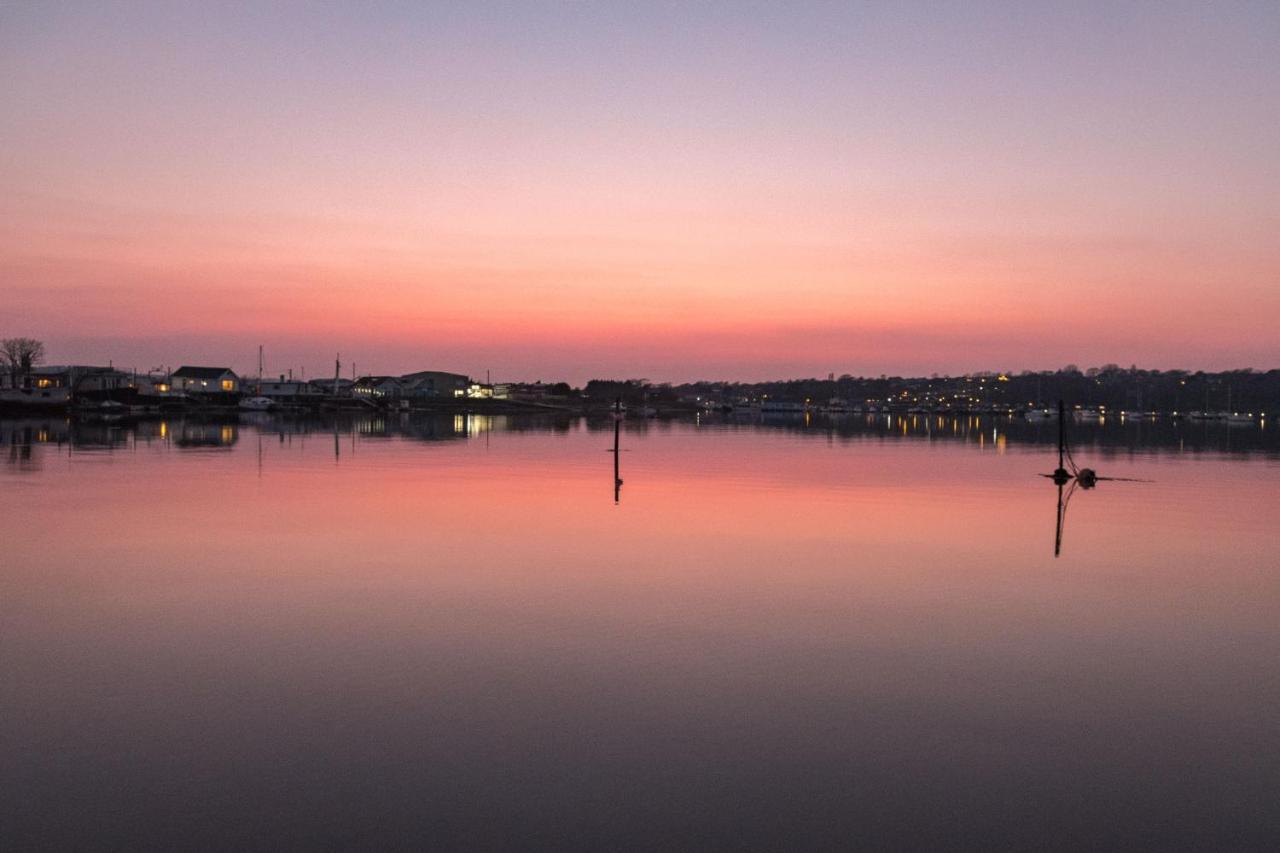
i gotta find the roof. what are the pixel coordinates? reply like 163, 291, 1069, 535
353, 375, 402, 385
32, 365, 116, 374
173, 366, 235, 379
402, 370, 469, 383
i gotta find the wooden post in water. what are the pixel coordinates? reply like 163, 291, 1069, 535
613, 397, 623, 503
1053, 399, 1071, 484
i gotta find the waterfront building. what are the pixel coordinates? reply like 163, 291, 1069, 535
255, 378, 321, 401
352, 376, 404, 399
171, 366, 240, 394
401, 370, 469, 398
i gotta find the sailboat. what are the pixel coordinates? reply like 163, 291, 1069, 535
239, 345, 274, 410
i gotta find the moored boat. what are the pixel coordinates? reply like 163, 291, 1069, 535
238, 396, 275, 411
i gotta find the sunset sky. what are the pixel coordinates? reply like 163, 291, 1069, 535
3, 1, 1277, 383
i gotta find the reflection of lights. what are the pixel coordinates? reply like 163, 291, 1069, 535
159, 422, 168, 439
220, 426, 234, 443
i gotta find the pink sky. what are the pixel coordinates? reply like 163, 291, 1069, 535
2, 2, 1277, 383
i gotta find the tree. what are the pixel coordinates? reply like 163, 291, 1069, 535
2, 337, 45, 386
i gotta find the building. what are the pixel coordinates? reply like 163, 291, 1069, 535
254, 378, 321, 401
71, 368, 134, 394
401, 370, 469, 398
308, 377, 354, 397
352, 376, 404, 399
171, 366, 240, 394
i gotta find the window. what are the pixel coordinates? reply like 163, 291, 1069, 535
221, 379, 234, 391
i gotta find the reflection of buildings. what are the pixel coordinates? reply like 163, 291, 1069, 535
175, 422, 238, 448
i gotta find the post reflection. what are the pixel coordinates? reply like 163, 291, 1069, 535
1054, 479, 1080, 557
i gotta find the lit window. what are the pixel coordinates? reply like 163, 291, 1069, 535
221, 379, 234, 391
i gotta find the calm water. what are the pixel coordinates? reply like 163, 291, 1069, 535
3, 412, 1279, 851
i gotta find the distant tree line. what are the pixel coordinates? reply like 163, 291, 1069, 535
652, 366, 1280, 413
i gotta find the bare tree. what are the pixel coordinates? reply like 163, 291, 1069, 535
2, 337, 45, 387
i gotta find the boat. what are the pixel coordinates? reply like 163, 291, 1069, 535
1024, 408, 1054, 421
1226, 412, 1255, 424
238, 396, 275, 411
1073, 408, 1101, 422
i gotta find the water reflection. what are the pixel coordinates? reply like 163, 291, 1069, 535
611, 411, 624, 504
3, 410, 1277, 460
3, 411, 1279, 850
1054, 479, 1080, 557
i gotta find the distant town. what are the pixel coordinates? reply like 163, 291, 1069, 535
1, 337, 1275, 422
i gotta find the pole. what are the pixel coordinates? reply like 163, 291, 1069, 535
613, 397, 622, 504
1058, 399, 1065, 472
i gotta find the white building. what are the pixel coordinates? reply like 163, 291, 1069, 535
172, 366, 240, 394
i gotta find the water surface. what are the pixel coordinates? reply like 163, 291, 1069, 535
3, 413, 1278, 851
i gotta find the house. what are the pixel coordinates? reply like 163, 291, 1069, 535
401, 370, 469, 398
254, 377, 320, 401
71, 368, 133, 395
171, 366, 240, 394
2, 366, 125, 407
352, 376, 404, 399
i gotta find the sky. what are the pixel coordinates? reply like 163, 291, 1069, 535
2, 1, 1278, 383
